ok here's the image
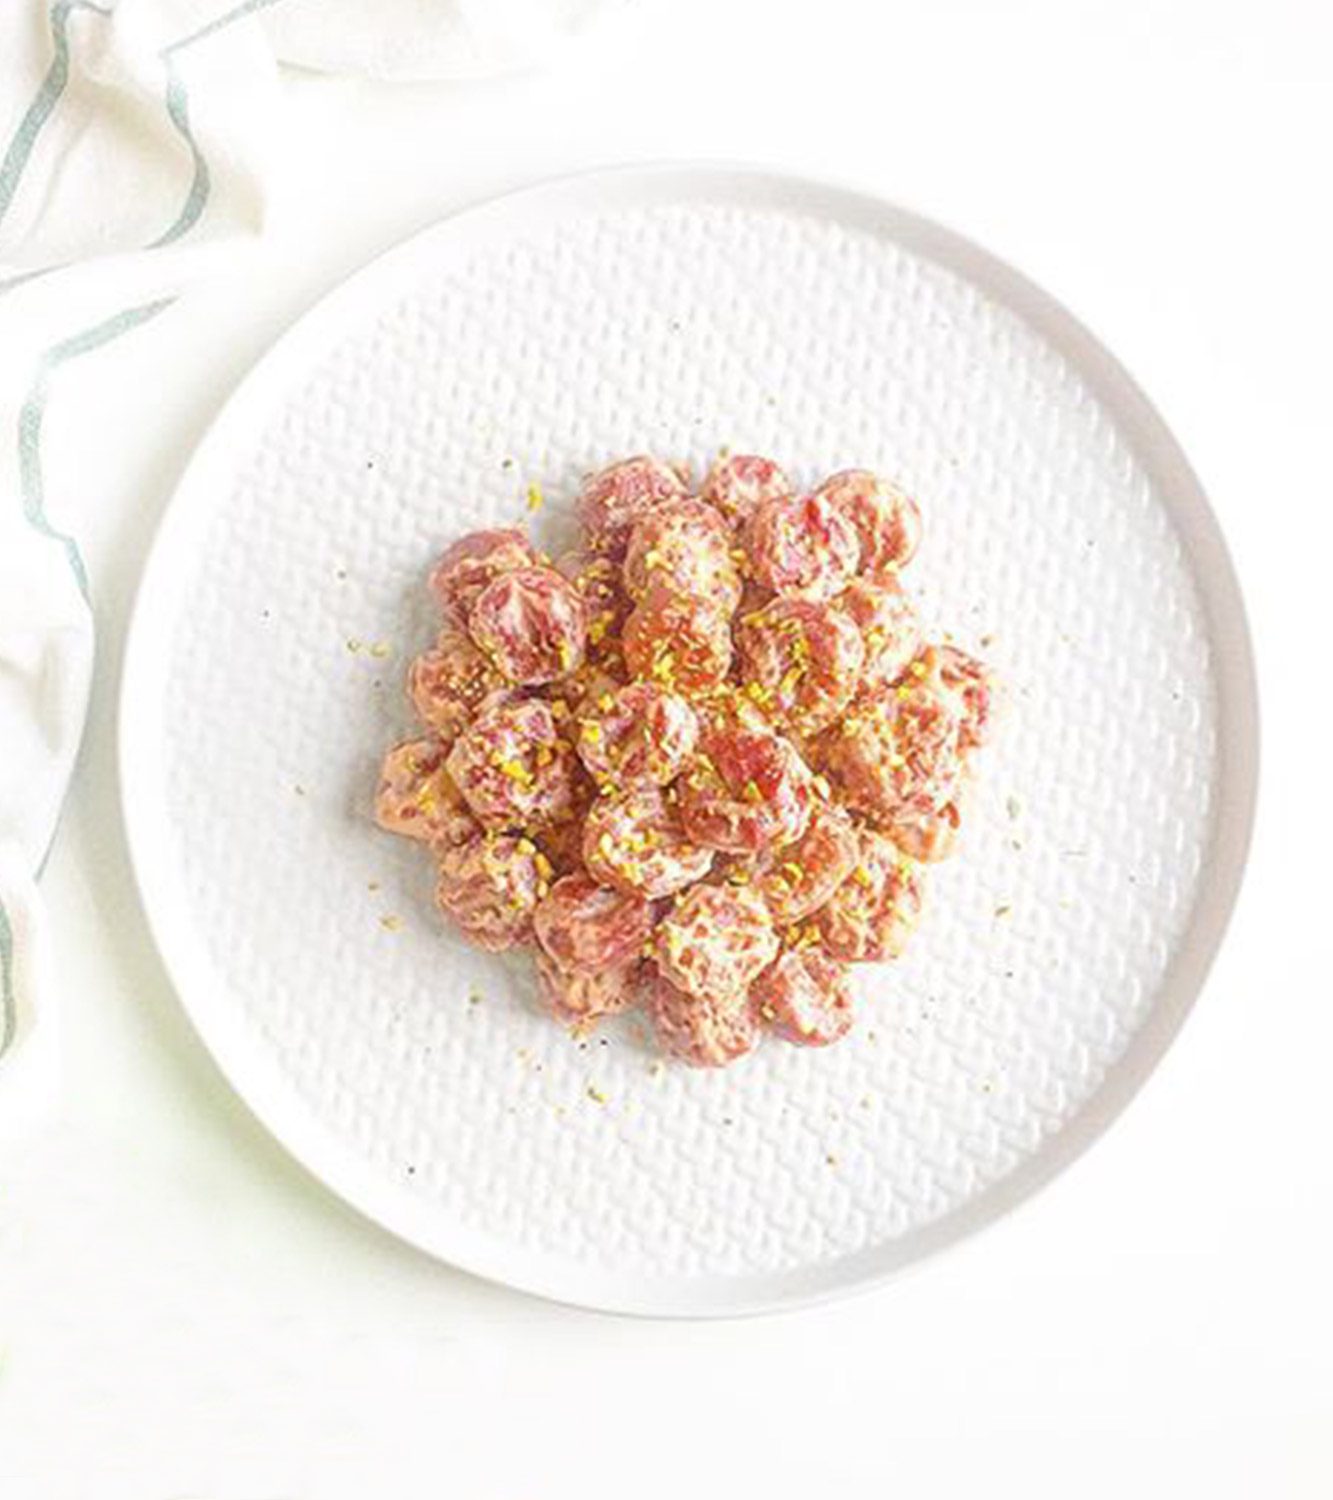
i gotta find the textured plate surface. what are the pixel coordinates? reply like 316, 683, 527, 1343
120, 166, 1256, 1315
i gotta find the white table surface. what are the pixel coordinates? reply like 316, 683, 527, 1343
2, 2, 1330, 1495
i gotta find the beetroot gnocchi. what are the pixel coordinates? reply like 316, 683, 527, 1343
700, 451, 792, 530
582, 784, 713, 899
434, 832, 545, 953
468, 565, 588, 687
429, 526, 537, 625
446, 697, 580, 831
836, 575, 921, 690
533, 873, 653, 974
647, 972, 761, 1068
735, 596, 866, 736
407, 630, 505, 742
622, 583, 733, 696
751, 950, 855, 1047
575, 681, 699, 788
653, 884, 779, 1003
745, 491, 860, 599
536, 952, 647, 1029
813, 469, 922, 574
623, 499, 742, 611
575, 454, 690, 556
373, 451, 994, 1066
740, 802, 859, 925
677, 722, 813, 854
373, 737, 479, 850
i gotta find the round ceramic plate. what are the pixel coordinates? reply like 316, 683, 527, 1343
120, 165, 1257, 1316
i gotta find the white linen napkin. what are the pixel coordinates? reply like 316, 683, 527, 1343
0, 0, 625, 1136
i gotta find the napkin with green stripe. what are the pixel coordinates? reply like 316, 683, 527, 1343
0, 0, 626, 1135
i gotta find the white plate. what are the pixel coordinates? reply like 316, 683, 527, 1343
120, 165, 1257, 1316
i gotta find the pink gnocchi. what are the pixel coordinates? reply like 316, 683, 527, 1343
647, 972, 760, 1068
536, 952, 648, 1029
700, 451, 792, 531
582, 784, 714, 899
678, 723, 814, 854
446, 696, 580, 831
653, 883, 779, 1003
576, 455, 690, 557
576, 681, 699, 788
745, 492, 860, 599
407, 630, 505, 742
816, 828, 924, 962
533, 873, 653, 975
373, 737, 478, 850
735, 596, 866, 736
374, 451, 994, 1066
813, 469, 922, 574
435, 833, 544, 952
623, 498, 742, 611
751, 951, 855, 1047
429, 527, 537, 625
468, 565, 588, 687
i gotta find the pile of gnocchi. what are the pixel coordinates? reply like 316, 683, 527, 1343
374, 453, 993, 1067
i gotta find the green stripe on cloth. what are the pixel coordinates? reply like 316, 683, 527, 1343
16, 298, 176, 603
4, 0, 293, 272
150, 55, 210, 247
155, 0, 297, 241
164, 0, 289, 56
0, 265, 56, 297
0, 0, 112, 230
0, 896, 16, 1059
153, 0, 297, 245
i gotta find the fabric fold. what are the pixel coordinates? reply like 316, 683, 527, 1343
0, 0, 625, 1126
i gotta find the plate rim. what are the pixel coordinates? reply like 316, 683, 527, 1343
117, 160, 1260, 1318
